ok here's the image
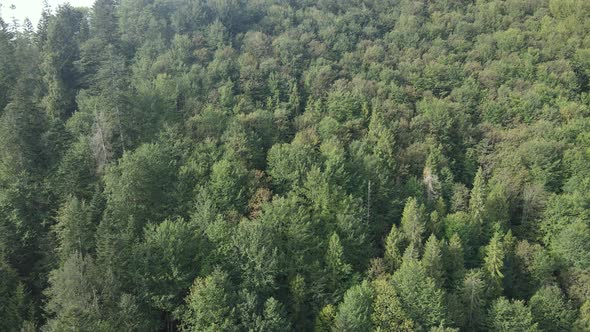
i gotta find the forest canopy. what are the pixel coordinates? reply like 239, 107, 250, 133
1, 0, 590, 331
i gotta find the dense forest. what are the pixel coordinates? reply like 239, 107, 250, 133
1, 0, 590, 330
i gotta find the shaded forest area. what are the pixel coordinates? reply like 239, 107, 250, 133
1, 0, 590, 331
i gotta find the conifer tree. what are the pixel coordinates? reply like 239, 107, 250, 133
487, 298, 538, 332
461, 270, 485, 331
314, 304, 336, 332
469, 167, 486, 228
400, 197, 426, 251
334, 281, 374, 332
446, 233, 465, 288
325, 232, 353, 302
484, 231, 505, 295
392, 260, 446, 330
422, 234, 445, 287
529, 285, 575, 332
384, 225, 404, 272
371, 278, 414, 331
53, 197, 95, 260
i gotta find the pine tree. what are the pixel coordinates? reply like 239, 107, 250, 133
91, 0, 119, 44
384, 225, 404, 272
324, 232, 353, 302
36, 0, 52, 47
53, 197, 95, 260
0, 254, 26, 331
139, 218, 201, 314
469, 167, 486, 228
422, 234, 445, 287
461, 270, 485, 331
392, 260, 446, 330
333, 281, 374, 332
43, 252, 103, 332
484, 231, 505, 295
257, 297, 292, 332
445, 233, 465, 288
42, 4, 86, 119
314, 304, 336, 332
371, 278, 414, 331
0, 16, 15, 113
487, 297, 538, 332
574, 300, 590, 332
400, 197, 426, 251
529, 285, 575, 332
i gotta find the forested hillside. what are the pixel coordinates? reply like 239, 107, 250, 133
1, 0, 590, 330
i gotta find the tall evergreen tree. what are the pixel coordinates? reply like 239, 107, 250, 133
484, 231, 505, 295
384, 224, 404, 272
422, 234, 445, 287
487, 298, 538, 332
91, 0, 119, 44
400, 198, 426, 251
333, 281, 374, 332
42, 4, 86, 119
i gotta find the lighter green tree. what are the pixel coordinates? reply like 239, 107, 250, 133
487, 298, 538, 332
400, 198, 426, 251
183, 269, 238, 332
384, 225, 404, 272
422, 234, 445, 287
325, 232, 353, 302
469, 167, 486, 227
461, 270, 486, 331
392, 260, 446, 330
484, 231, 505, 294
334, 281, 374, 332
371, 278, 414, 332
529, 285, 575, 332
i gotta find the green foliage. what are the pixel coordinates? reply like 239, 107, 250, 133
484, 232, 505, 294
392, 260, 446, 331
469, 168, 486, 227
314, 304, 336, 332
575, 300, 590, 332
139, 218, 201, 313
371, 278, 414, 331
255, 297, 292, 332
445, 233, 465, 288
42, 4, 86, 119
103, 142, 177, 227
0, 255, 27, 332
183, 269, 238, 332
44, 253, 107, 332
461, 269, 486, 331
45, 249, 153, 331
53, 197, 95, 260
383, 225, 404, 272
2, 0, 590, 329
231, 219, 279, 295
551, 221, 590, 269
487, 297, 538, 332
334, 281, 374, 332
51, 136, 97, 200
422, 234, 445, 287
529, 285, 576, 332
324, 232, 353, 303
267, 142, 317, 191
400, 197, 426, 250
